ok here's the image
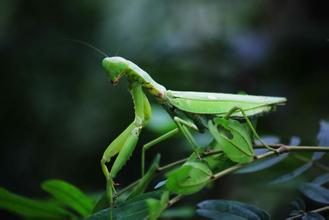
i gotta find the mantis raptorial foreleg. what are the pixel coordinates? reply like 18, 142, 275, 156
141, 128, 179, 176
224, 106, 275, 152
100, 82, 151, 209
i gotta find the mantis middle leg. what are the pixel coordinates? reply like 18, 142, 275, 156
141, 128, 179, 176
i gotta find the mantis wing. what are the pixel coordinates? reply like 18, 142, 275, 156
166, 90, 286, 117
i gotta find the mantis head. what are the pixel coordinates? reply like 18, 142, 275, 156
102, 57, 129, 85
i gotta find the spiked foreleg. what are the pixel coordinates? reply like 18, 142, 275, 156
100, 82, 151, 210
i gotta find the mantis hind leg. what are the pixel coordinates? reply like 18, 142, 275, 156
224, 106, 275, 152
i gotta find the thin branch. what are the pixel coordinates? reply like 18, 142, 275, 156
286, 206, 329, 220
117, 145, 329, 198
157, 158, 187, 172
116, 150, 224, 198
115, 179, 140, 198
212, 145, 329, 181
256, 144, 329, 152
157, 150, 223, 172
159, 145, 329, 213
167, 195, 183, 208
257, 144, 329, 171
279, 146, 329, 152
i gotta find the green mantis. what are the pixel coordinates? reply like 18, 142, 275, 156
100, 56, 286, 207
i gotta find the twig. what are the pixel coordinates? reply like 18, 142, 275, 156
157, 150, 223, 172
256, 144, 329, 152
115, 179, 140, 198
117, 145, 329, 198
158, 145, 329, 215
286, 206, 329, 220
167, 195, 183, 208
157, 158, 187, 172
116, 150, 224, 198
211, 145, 329, 181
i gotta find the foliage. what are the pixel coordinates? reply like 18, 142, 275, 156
208, 119, 254, 163
0, 180, 93, 219
86, 191, 163, 220
1, 120, 328, 219
196, 200, 270, 220
41, 179, 95, 216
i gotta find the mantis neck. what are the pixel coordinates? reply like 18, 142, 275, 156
126, 61, 167, 99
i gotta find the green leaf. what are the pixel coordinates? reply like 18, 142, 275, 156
312, 173, 329, 186
127, 154, 161, 200
270, 163, 312, 185
205, 152, 236, 173
208, 119, 254, 163
299, 183, 329, 204
146, 191, 169, 220
196, 200, 270, 220
166, 161, 212, 195
86, 191, 162, 220
0, 187, 72, 219
161, 206, 195, 218
41, 179, 94, 217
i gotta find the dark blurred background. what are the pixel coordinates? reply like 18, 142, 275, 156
1, 0, 328, 219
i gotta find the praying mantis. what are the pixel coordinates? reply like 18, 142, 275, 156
100, 56, 286, 207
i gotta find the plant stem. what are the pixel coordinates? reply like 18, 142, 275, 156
257, 144, 329, 171
256, 144, 329, 152
281, 146, 329, 152
212, 145, 329, 181
166, 145, 329, 208
286, 206, 329, 220
159, 145, 329, 210
115, 179, 140, 198
157, 158, 187, 172
157, 150, 223, 171
116, 150, 224, 197
167, 195, 183, 208
117, 145, 329, 198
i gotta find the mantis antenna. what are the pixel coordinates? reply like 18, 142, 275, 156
65, 38, 110, 57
